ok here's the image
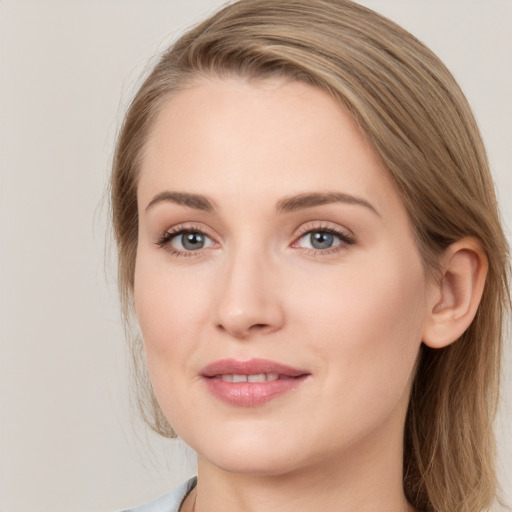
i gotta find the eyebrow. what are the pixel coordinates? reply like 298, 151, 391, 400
145, 191, 216, 212
145, 190, 379, 216
275, 192, 380, 216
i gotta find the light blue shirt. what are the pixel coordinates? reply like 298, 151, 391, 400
122, 477, 197, 512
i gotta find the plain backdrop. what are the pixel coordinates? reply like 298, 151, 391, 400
0, 1, 511, 511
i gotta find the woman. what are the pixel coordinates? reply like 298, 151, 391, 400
111, 1, 509, 511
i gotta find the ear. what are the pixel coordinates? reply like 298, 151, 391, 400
422, 238, 488, 349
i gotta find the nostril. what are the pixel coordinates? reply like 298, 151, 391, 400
251, 323, 270, 331
215, 321, 273, 338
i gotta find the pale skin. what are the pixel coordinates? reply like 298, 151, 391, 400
134, 77, 487, 512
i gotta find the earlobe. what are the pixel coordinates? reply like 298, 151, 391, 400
422, 238, 488, 349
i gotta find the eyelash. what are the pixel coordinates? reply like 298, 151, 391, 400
154, 224, 356, 258
293, 224, 356, 256
154, 225, 213, 258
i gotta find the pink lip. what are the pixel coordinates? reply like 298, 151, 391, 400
200, 358, 310, 407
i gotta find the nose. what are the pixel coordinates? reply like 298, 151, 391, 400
214, 248, 285, 339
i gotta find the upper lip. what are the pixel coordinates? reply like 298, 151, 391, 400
200, 358, 308, 378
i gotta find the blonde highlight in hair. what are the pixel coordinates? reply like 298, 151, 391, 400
111, 1, 510, 510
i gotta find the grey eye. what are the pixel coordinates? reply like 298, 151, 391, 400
300, 231, 341, 250
172, 232, 213, 251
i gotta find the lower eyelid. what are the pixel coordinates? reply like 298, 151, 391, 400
154, 226, 220, 258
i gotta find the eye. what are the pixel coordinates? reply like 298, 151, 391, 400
173, 231, 212, 251
155, 228, 216, 255
301, 231, 339, 250
293, 226, 355, 253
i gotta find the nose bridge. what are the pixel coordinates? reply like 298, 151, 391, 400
214, 236, 284, 338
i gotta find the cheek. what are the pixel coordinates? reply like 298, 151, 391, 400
289, 249, 426, 402
133, 253, 210, 383
133, 254, 216, 433
293, 249, 425, 335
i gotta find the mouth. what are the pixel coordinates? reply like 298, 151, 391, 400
214, 373, 281, 382
200, 358, 310, 407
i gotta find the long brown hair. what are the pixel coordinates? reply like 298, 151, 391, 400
111, 1, 510, 510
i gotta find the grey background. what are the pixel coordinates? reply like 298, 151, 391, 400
0, 1, 510, 511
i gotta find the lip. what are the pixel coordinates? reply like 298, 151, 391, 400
200, 358, 310, 407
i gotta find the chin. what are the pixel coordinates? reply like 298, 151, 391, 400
205, 449, 301, 477
186, 426, 307, 477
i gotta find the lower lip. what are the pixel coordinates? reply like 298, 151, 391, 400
203, 376, 308, 406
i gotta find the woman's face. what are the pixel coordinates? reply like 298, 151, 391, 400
135, 78, 433, 476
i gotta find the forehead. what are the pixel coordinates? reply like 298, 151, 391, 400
138, 77, 401, 218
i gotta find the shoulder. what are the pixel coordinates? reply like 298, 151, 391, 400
120, 477, 197, 512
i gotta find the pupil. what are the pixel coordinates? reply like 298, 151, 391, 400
182, 232, 204, 250
311, 231, 333, 249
